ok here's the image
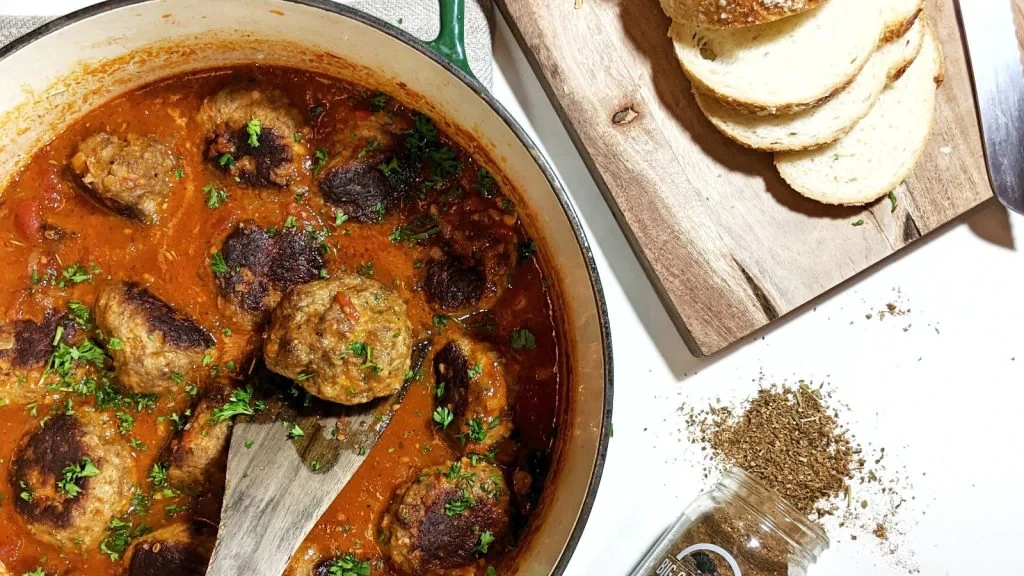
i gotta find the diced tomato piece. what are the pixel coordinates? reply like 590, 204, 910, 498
13, 199, 42, 242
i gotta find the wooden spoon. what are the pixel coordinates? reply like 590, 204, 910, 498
206, 342, 429, 575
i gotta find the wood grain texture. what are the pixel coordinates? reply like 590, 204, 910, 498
496, 0, 995, 355
207, 342, 429, 575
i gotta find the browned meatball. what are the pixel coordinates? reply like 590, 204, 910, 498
125, 522, 213, 576
264, 276, 413, 405
166, 383, 232, 489
434, 337, 512, 453
425, 220, 518, 313
316, 114, 409, 223
70, 132, 176, 224
199, 85, 308, 187
9, 411, 133, 548
0, 312, 77, 405
96, 282, 215, 394
381, 458, 510, 574
214, 223, 325, 318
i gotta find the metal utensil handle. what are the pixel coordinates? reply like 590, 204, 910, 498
428, 0, 477, 81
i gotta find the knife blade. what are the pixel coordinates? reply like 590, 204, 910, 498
956, 0, 1024, 215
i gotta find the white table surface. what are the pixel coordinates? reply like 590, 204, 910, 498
10, 2, 1024, 574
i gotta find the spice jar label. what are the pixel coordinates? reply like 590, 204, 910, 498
651, 544, 742, 576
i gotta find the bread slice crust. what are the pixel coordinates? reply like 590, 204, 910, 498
774, 24, 944, 206
672, 0, 885, 114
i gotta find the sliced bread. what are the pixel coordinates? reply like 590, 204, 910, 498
774, 25, 944, 205
886, 15, 924, 83
670, 0, 885, 114
694, 18, 925, 152
882, 0, 925, 42
661, 0, 828, 29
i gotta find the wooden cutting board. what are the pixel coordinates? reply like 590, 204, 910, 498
495, 0, 993, 356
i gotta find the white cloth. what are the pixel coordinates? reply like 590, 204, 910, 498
0, 0, 494, 86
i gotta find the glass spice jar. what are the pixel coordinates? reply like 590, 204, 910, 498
631, 467, 829, 576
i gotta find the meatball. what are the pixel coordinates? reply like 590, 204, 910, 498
214, 223, 325, 318
96, 281, 215, 394
70, 132, 175, 224
125, 522, 213, 576
316, 115, 408, 223
166, 384, 232, 489
200, 85, 308, 187
0, 312, 77, 405
434, 337, 512, 453
10, 411, 133, 548
424, 255, 487, 313
424, 226, 518, 314
264, 276, 413, 405
381, 458, 510, 574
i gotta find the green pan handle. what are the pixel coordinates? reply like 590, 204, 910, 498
427, 0, 477, 82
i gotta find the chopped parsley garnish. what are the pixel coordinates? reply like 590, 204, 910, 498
335, 211, 349, 226
852, 219, 865, 227
204, 184, 228, 208
325, 553, 371, 576
67, 301, 91, 328
486, 566, 497, 576
377, 157, 400, 178
467, 363, 483, 380
888, 191, 898, 213
19, 480, 32, 502
426, 146, 460, 179
58, 263, 93, 287
518, 238, 537, 263
149, 462, 168, 487
348, 342, 381, 373
293, 131, 303, 143
466, 418, 487, 443
388, 222, 441, 245
446, 460, 462, 480
436, 381, 446, 399
218, 153, 236, 169
433, 406, 454, 429
170, 372, 185, 385
432, 315, 451, 329
115, 412, 134, 435
474, 167, 497, 198
58, 457, 100, 498
100, 518, 150, 561
284, 215, 298, 229
210, 385, 267, 423
476, 530, 495, 554
106, 337, 124, 351
23, 567, 46, 576
244, 439, 254, 449
358, 139, 381, 158
210, 252, 229, 275
297, 372, 316, 382
444, 492, 475, 516
246, 118, 262, 147
356, 260, 375, 278
173, 167, 185, 180
369, 93, 391, 112
309, 104, 325, 118
510, 328, 536, 350
287, 423, 305, 440
313, 148, 330, 174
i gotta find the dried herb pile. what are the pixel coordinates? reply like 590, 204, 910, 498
687, 383, 858, 515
